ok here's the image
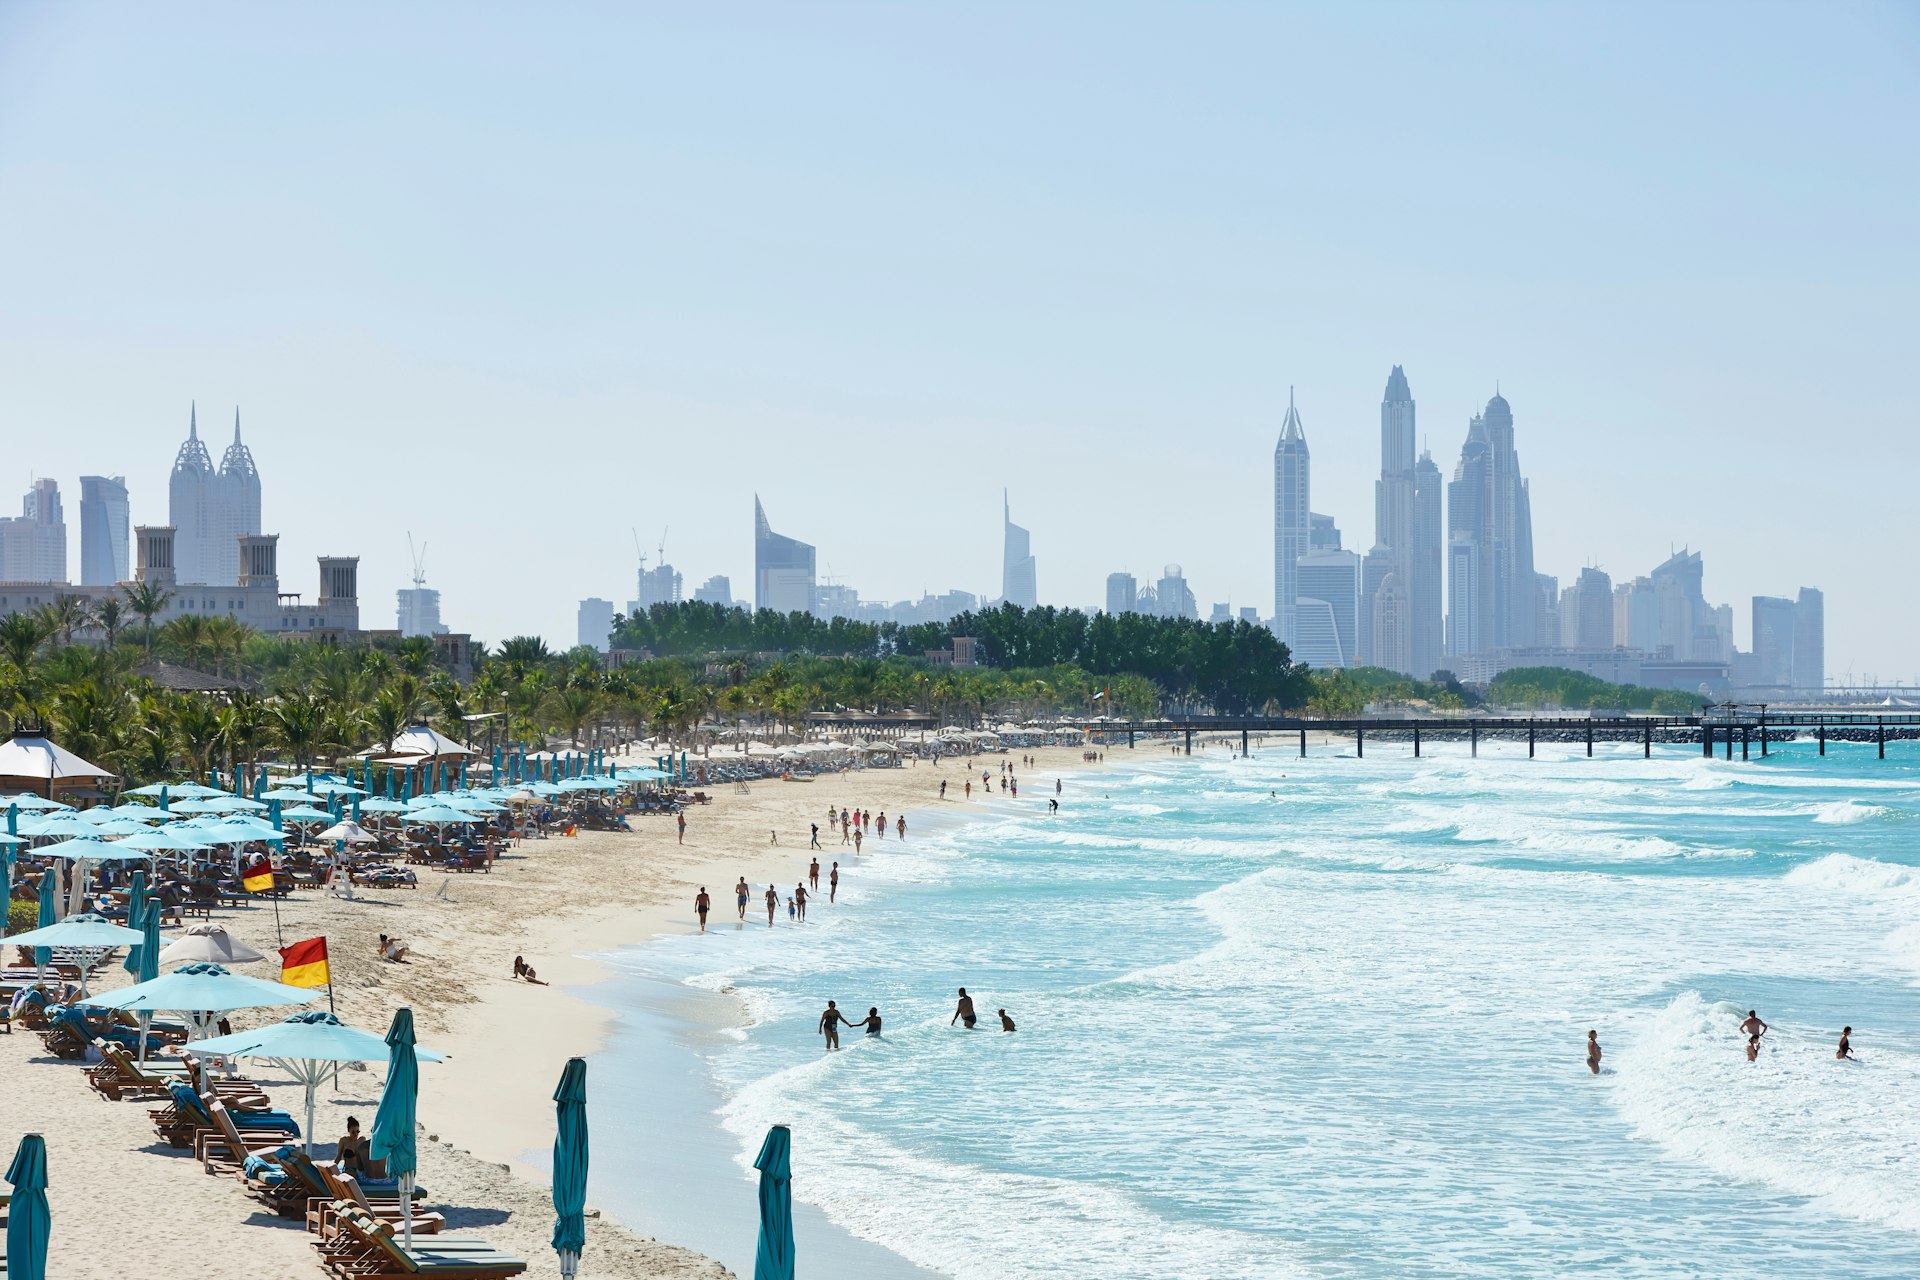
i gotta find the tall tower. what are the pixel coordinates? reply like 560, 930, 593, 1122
1412, 447, 1443, 678
1368, 367, 1418, 674
1001, 492, 1037, 609
78, 475, 130, 585
1481, 391, 1535, 648
753, 495, 816, 615
168, 404, 216, 585
1446, 413, 1496, 658
209, 409, 262, 586
1272, 388, 1310, 644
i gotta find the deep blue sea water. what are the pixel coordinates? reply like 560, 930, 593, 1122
596, 739, 1920, 1278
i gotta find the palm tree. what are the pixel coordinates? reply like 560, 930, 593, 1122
92, 597, 126, 649
171, 696, 225, 781
270, 690, 326, 768
122, 581, 174, 656
42, 595, 91, 646
551, 685, 600, 751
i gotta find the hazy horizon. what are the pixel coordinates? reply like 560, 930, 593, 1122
2, 3, 1915, 678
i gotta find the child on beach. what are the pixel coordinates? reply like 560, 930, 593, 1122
787, 896, 797, 923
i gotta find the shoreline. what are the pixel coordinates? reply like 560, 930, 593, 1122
4, 737, 1221, 1280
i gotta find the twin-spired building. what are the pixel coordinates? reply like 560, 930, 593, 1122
168, 404, 262, 587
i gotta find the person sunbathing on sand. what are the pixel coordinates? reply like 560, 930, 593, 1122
513, 955, 548, 985
377, 934, 409, 963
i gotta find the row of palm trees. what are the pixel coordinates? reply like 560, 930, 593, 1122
0, 597, 1165, 789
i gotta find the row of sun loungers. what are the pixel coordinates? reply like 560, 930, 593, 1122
42, 1026, 529, 1277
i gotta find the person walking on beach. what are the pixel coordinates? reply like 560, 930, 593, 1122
951, 987, 978, 1029
841, 814, 852, 845
819, 1000, 854, 1051
795, 882, 808, 921
765, 884, 779, 927
1837, 1026, 1857, 1060
964, 781, 971, 799
809, 858, 820, 891
1586, 1030, 1602, 1074
857, 1006, 883, 1036
695, 887, 711, 933
876, 810, 887, 839
677, 812, 686, 845
830, 862, 840, 902
1056, 778, 1062, 795
897, 814, 906, 839
770, 828, 778, 846
810, 823, 821, 850
736, 877, 750, 921
939, 779, 947, 799
853, 827, 863, 854
787, 896, 797, 922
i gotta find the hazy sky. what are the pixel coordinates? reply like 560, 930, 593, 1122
1, 3, 1915, 678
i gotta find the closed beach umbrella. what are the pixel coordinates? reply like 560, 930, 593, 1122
752, 1125, 794, 1280
189, 1010, 444, 1156
133, 901, 161, 1061
552, 1057, 589, 1279
6, 1132, 51, 1280
370, 1007, 422, 1246
35, 867, 57, 970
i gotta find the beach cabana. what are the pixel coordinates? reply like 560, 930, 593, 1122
0, 730, 115, 802
186, 1010, 444, 1156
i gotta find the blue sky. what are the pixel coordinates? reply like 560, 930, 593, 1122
1, 2, 1914, 678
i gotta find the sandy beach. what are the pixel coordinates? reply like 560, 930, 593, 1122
3, 740, 1144, 1280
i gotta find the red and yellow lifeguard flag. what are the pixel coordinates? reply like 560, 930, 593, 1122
279, 936, 331, 989
241, 856, 276, 893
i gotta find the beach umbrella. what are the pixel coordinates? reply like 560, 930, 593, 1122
114, 827, 211, 855
34, 867, 56, 969
552, 1057, 589, 1279
121, 871, 148, 971
132, 900, 161, 1061
315, 820, 375, 844
356, 798, 409, 814
188, 1010, 445, 1156
404, 806, 477, 826
262, 788, 320, 803
4, 793, 70, 810
36, 836, 150, 862
6, 801, 14, 837
6, 1132, 50, 1280
752, 1125, 794, 1280
78, 961, 319, 1038
277, 805, 334, 823
158, 922, 267, 967
370, 1007, 422, 1246
21, 813, 98, 839
6, 913, 149, 997
351, 793, 361, 824
386, 768, 396, 800
0, 847, 10, 933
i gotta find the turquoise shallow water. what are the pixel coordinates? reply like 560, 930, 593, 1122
600, 740, 1920, 1278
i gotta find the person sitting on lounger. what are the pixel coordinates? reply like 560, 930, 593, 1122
338, 1115, 384, 1177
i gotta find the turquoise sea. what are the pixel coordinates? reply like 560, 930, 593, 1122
592, 739, 1920, 1278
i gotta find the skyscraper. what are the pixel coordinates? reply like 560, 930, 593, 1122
0, 479, 66, 583
577, 598, 614, 653
1296, 549, 1360, 669
1155, 564, 1197, 620
1272, 389, 1310, 643
1567, 567, 1615, 650
78, 475, 129, 586
1002, 492, 1037, 609
169, 404, 217, 585
1105, 572, 1137, 615
693, 575, 733, 606
753, 495, 816, 615
1411, 447, 1443, 678
1751, 595, 1796, 687
209, 410, 262, 587
1367, 366, 1419, 674
1446, 412, 1495, 658
1792, 588, 1824, 694
1479, 392, 1536, 649
396, 585, 445, 637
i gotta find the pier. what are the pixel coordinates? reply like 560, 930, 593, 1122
1087, 711, 1920, 761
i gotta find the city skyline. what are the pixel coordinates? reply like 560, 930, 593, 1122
0, 5, 1913, 676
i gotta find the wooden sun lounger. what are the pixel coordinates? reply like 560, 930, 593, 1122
88, 1044, 268, 1104
150, 1083, 296, 1149
315, 1205, 523, 1279
304, 1168, 444, 1237
196, 1097, 305, 1174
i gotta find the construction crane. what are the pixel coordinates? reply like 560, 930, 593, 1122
407, 532, 428, 588
631, 527, 647, 572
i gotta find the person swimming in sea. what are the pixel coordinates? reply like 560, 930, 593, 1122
999, 1008, 1016, 1032
1837, 1026, 1856, 1060
1746, 1034, 1761, 1062
857, 1006, 883, 1036
951, 987, 977, 1029
1586, 1029, 1601, 1074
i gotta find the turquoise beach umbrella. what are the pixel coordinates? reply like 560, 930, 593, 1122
132, 899, 161, 1061
122, 871, 147, 973
6, 1132, 51, 1280
371, 1007, 422, 1245
35, 867, 57, 968
552, 1057, 589, 1278
1, 848, 10, 928
7, 801, 16, 836
753, 1125, 794, 1280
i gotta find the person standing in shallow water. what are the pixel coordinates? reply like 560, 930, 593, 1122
765, 884, 779, 927
694, 887, 710, 933
1586, 1030, 1602, 1074
1837, 1026, 1857, 1060
736, 877, 749, 921
951, 987, 977, 1029
819, 1000, 853, 1051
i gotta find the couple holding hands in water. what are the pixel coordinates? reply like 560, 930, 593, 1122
817, 987, 1016, 1050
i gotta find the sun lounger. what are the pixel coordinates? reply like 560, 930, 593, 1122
198, 1097, 309, 1174
315, 1205, 523, 1279
150, 1080, 298, 1149
304, 1167, 444, 1236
